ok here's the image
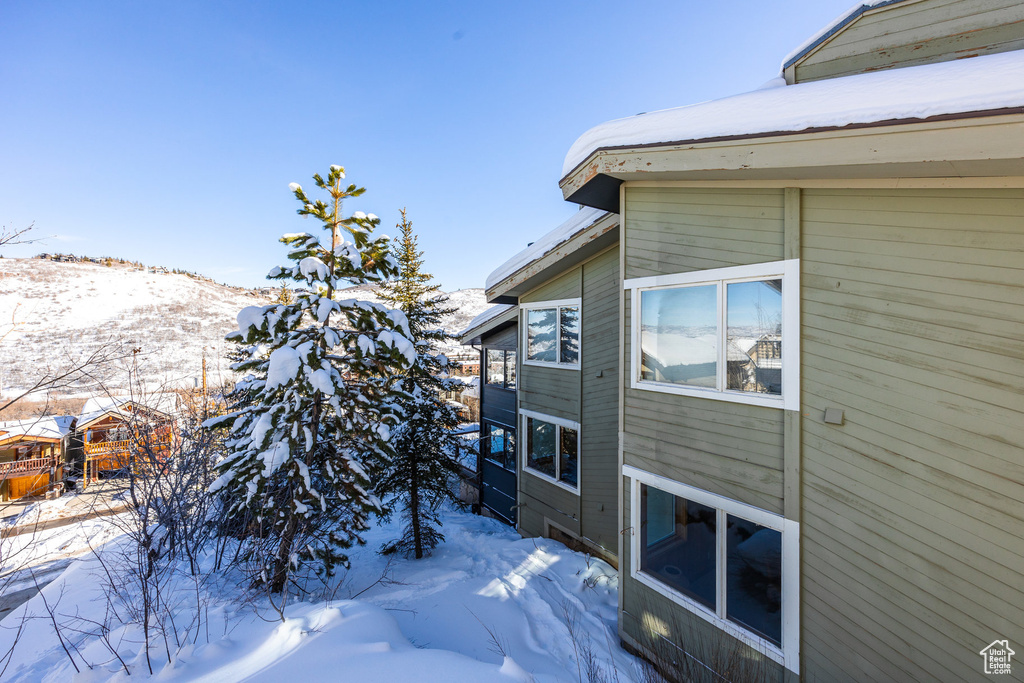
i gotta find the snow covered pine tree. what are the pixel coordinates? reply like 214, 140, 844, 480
376, 209, 468, 559
207, 166, 415, 594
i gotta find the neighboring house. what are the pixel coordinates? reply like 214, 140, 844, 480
0, 416, 73, 501
470, 1, 1024, 681
74, 395, 176, 484
468, 208, 622, 562
459, 303, 519, 524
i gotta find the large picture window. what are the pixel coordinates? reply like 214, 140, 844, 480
523, 300, 580, 368
627, 260, 798, 410
485, 349, 516, 390
626, 465, 799, 672
521, 409, 579, 492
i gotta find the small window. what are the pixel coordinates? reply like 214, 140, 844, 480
522, 410, 579, 492
524, 300, 581, 368
483, 422, 515, 471
628, 260, 798, 410
627, 465, 797, 671
485, 349, 516, 390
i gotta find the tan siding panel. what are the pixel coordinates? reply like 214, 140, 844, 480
522, 266, 581, 303
800, 187, 1024, 682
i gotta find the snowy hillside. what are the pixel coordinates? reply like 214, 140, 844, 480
0, 258, 489, 398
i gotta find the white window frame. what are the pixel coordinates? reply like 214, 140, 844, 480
520, 408, 580, 494
624, 464, 800, 673
521, 298, 582, 369
625, 260, 799, 411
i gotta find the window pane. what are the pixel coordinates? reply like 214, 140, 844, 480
558, 427, 578, 487
559, 306, 580, 364
505, 350, 516, 390
504, 428, 516, 471
726, 515, 782, 646
485, 349, 505, 386
527, 309, 558, 362
640, 285, 717, 388
726, 279, 782, 395
485, 424, 506, 464
640, 485, 717, 610
526, 417, 556, 477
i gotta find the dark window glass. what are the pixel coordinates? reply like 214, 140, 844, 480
559, 306, 580, 364
640, 485, 717, 610
505, 350, 516, 390
527, 309, 557, 362
726, 515, 782, 646
485, 424, 506, 465
504, 428, 516, 471
486, 349, 505, 386
558, 427, 578, 486
726, 280, 782, 395
640, 285, 717, 388
526, 417, 556, 478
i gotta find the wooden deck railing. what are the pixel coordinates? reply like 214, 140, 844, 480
84, 439, 133, 456
0, 456, 57, 478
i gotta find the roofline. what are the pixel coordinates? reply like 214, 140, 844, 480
782, 0, 909, 71
0, 434, 63, 446
559, 106, 1024, 192
78, 403, 172, 431
459, 306, 519, 346
485, 212, 619, 301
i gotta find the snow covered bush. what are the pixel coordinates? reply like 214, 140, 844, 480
375, 210, 468, 559
206, 165, 413, 594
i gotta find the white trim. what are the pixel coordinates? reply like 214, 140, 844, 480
521, 299, 582, 370
627, 259, 799, 411
623, 465, 800, 673
520, 410, 581, 495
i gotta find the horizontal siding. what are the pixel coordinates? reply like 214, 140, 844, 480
800, 188, 1024, 682
796, 0, 1024, 82
519, 470, 580, 537
522, 266, 581, 303
580, 247, 620, 555
518, 363, 580, 421
624, 186, 784, 279
481, 324, 516, 349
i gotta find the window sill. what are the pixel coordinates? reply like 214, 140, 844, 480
523, 360, 580, 371
522, 466, 580, 495
632, 378, 793, 410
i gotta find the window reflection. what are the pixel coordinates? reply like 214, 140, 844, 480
640, 285, 717, 388
726, 280, 782, 395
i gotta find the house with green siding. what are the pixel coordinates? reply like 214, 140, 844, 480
468, 0, 1024, 680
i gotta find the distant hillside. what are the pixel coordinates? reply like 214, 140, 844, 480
0, 257, 489, 400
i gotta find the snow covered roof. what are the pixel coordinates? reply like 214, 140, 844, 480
561, 49, 1024, 179
780, 0, 905, 71
78, 394, 175, 427
458, 304, 514, 338
0, 416, 73, 443
485, 207, 608, 291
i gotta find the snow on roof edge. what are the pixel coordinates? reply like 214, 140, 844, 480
560, 49, 1024, 178
458, 303, 515, 339
484, 207, 609, 292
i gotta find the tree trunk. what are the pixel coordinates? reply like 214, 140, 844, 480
270, 513, 298, 593
411, 454, 423, 559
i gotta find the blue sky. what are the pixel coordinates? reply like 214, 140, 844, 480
1, 1, 855, 293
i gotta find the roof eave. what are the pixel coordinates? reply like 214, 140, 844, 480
459, 306, 519, 346
484, 213, 620, 302
559, 109, 1024, 207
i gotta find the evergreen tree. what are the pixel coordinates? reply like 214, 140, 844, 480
376, 209, 467, 559
207, 165, 413, 593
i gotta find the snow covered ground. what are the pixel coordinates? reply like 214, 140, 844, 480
0, 503, 640, 682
